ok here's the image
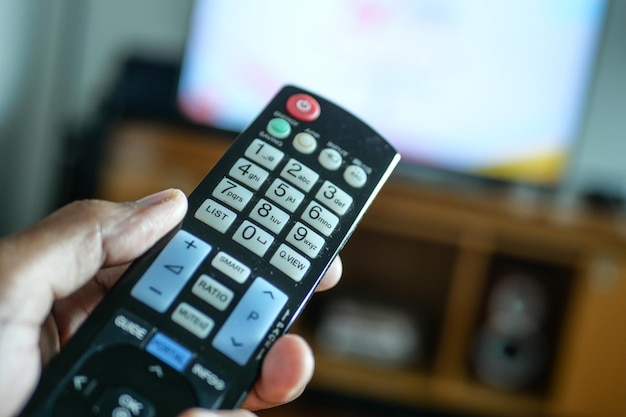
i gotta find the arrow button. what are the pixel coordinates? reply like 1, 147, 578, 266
73, 375, 89, 391
148, 365, 164, 378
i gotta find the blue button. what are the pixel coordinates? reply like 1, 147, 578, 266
146, 332, 193, 372
212, 278, 288, 365
131, 230, 211, 312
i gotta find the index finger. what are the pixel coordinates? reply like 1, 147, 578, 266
316, 256, 342, 292
0, 189, 187, 325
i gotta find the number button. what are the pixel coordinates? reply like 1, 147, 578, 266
228, 158, 269, 190
286, 222, 325, 258
315, 180, 353, 215
232, 220, 275, 257
265, 179, 305, 213
249, 198, 289, 234
212, 178, 253, 211
301, 201, 340, 237
280, 158, 319, 192
244, 138, 284, 170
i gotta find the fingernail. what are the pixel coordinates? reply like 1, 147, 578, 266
136, 189, 177, 206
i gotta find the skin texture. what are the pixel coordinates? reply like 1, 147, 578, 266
0, 189, 342, 417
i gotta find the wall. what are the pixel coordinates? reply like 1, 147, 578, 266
0, 0, 192, 235
568, 0, 626, 193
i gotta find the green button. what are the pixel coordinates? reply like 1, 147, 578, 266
267, 118, 291, 139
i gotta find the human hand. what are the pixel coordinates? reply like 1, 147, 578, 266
0, 189, 342, 417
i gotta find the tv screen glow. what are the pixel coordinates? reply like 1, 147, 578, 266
178, 0, 607, 185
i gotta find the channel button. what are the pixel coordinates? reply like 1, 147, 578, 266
212, 278, 288, 365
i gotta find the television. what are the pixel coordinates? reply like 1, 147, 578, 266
177, 0, 609, 187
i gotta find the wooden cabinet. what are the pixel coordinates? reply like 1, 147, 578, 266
96, 121, 626, 417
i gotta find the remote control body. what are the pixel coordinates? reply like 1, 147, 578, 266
20, 85, 400, 416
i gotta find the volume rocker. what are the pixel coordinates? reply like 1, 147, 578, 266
130, 230, 212, 313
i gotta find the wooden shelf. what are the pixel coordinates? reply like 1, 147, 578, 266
95, 121, 626, 417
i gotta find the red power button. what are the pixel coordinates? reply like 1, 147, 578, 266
286, 93, 321, 122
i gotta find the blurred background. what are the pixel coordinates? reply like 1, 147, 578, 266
0, 0, 193, 234
1, 1, 625, 416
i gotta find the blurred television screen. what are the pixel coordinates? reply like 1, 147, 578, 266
178, 0, 607, 185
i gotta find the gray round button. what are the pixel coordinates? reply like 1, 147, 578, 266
318, 148, 342, 170
343, 164, 367, 188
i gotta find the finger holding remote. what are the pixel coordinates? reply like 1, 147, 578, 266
0, 189, 341, 417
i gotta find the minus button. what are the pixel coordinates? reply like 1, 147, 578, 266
131, 230, 212, 313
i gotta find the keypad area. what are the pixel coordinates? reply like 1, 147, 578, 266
195, 132, 361, 284
129, 91, 369, 370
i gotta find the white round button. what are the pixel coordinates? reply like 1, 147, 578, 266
292, 132, 317, 154
318, 148, 342, 170
343, 165, 367, 188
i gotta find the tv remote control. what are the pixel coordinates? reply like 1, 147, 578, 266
20, 85, 400, 416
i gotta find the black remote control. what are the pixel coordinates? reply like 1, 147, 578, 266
20, 85, 400, 417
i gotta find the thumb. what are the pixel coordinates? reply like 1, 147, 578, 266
0, 189, 187, 325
